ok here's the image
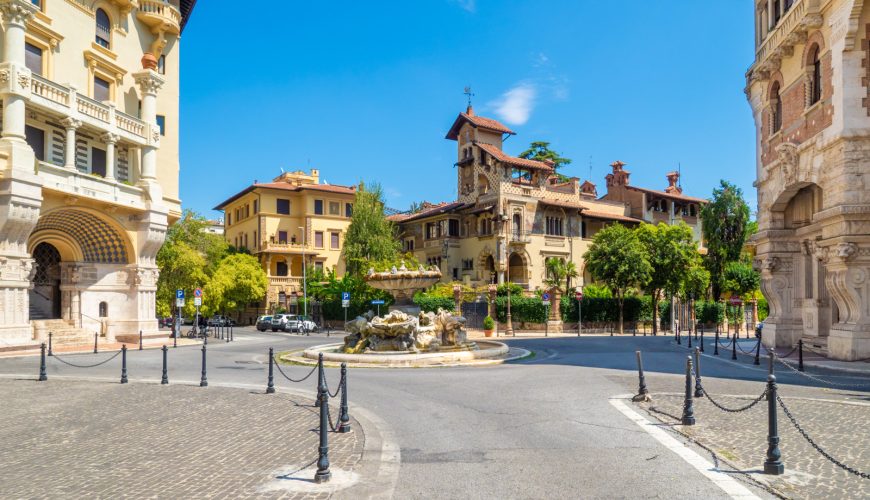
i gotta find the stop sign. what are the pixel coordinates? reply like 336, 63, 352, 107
576, 291, 583, 300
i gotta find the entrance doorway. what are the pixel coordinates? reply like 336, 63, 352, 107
30, 242, 62, 319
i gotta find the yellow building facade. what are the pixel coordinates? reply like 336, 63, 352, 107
214, 169, 355, 321
0, 0, 193, 346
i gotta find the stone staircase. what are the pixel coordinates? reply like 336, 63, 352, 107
801, 335, 829, 356
32, 319, 98, 346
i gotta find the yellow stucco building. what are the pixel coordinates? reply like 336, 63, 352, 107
0, 0, 193, 347
214, 169, 355, 321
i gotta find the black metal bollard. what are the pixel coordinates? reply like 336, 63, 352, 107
161, 345, 169, 384
714, 330, 719, 355
677, 328, 681, 345
200, 344, 208, 387
230, 325, 234, 342
48, 332, 53, 356
226, 324, 230, 343
173, 333, 177, 348
634, 351, 649, 400
38, 343, 47, 381
94, 333, 99, 353
315, 353, 324, 407
731, 335, 737, 360
139, 330, 143, 350
688, 329, 692, 349
798, 339, 804, 371
754, 337, 761, 365
266, 347, 276, 394
768, 349, 775, 376
694, 347, 703, 398
314, 369, 332, 483
120, 345, 128, 384
699, 329, 704, 353
681, 356, 695, 426
338, 362, 351, 433
763, 374, 784, 475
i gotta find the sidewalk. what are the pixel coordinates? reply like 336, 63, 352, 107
0, 335, 202, 358
0, 378, 365, 498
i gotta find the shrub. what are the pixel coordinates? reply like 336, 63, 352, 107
483, 316, 495, 330
695, 301, 724, 324
496, 282, 524, 296
414, 295, 455, 313
494, 296, 547, 323
561, 297, 643, 323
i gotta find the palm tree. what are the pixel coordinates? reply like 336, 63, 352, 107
545, 258, 577, 294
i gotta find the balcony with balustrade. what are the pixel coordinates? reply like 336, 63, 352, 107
753, 0, 822, 70
136, 0, 183, 36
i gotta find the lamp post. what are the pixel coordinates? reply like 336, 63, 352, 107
298, 226, 308, 318
506, 281, 514, 336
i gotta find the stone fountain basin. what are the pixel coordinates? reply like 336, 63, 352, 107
297, 341, 511, 367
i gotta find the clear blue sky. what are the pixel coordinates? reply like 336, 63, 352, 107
179, 1, 756, 219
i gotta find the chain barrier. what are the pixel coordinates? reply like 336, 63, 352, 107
764, 347, 870, 389
272, 356, 318, 383
736, 341, 758, 355
326, 371, 344, 400
776, 395, 870, 480
716, 338, 733, 349
325, 403, 342, 432
51, 349, 122, 368
700, 385, 768, 413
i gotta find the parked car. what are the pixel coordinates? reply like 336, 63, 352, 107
286, 315, 318, 333
271, 314, 290, 332
157, 316, 173, 328
207, 315, 235, 327
256, 315, 273, 332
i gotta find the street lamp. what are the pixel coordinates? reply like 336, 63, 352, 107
506, 281, 514, 337
298, 226, 308, 318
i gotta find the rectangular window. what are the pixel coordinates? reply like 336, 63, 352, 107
545, 216, 564, 236
253, 231, 257, 249
93, 76, 110, 102
156, 115, 166, 136
244, 233, 248, 249
448, 219, 459, 237
276, 199, 290, 215
253, 200, 258, 214
345, 203, 353, 217
91, 147, 107, 177
278, 231, 288, 244
403, 238, 415, 252
158, 55, 166, 75
314, 199, 324, 215
227, 213, 232, 225
25, 42, 42, 76
314, 231, 324, 248
245, 204, 250, 218
330, 232, 340, 249
329, 201, 340, 215
25, 125, 45, 161
315, 261, 324, 272
453, 268, 459, 280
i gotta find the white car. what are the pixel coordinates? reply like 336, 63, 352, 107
271, 314, 291, 332
286, 315, 317, 333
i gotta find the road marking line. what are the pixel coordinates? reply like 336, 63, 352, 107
609, 396, 761, 500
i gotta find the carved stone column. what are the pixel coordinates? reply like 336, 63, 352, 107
452, 284, 462, 315
60, 118, 81, 171
756, 253, 801, 348
823, 242, 870, 360
101, 133, 119, 182
546, 286, 563, 334
132, 70, 164, 200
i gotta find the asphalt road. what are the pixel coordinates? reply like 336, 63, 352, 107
2, 328, 866, 498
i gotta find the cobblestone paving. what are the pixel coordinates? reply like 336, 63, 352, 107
637, 392, 870, 499
0, 379, 363, 499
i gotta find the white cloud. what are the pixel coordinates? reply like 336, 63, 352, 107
533, 52, 549, 67
489, 83, 537, 126
452, 0, 476, 13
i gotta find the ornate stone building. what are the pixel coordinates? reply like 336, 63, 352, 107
746, 0, 870, 359
0, 0, 194, 346
390, 106, 706, 292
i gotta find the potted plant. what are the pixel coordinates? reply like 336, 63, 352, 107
483, 315, 495, 337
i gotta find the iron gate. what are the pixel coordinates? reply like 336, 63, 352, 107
461, 300, 489, 329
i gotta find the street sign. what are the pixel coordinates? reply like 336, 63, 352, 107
729, 295, 743, 306
176, 289, 184, 299
371, 299, 385, 305
341, 292, 350, 301
575, 291, 583, 300
176, 298, 185, 307
194, 297, 202, 306
194, 288, 203, 298
542, 292, 551, 306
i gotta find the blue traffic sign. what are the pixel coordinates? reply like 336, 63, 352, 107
342, 292, 350, 301
542, 293, 550, 301
371, 299, 385, 305
176, 289, 184, 299
194, 288, 203, 298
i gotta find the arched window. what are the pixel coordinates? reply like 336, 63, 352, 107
99, 302, 108, 318
770, 82, 782, 133
810, 46, 821, 105
95, 9, 111, 49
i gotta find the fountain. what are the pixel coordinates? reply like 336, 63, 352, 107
341, 262, 472, 353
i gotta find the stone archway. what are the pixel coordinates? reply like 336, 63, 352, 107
508, 252, 528, 285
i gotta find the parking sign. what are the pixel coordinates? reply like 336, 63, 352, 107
176, 289, 184, 299
341, 291, 350, 308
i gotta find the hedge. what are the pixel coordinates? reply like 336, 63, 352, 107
560, 297, 643, 323
413, 296, 456, 313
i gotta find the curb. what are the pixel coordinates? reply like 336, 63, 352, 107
0, 373, 400, 498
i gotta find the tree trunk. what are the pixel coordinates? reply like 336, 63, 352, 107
618, 294, 624, 335
652, 293, 658, 336
712, 282, 721, 302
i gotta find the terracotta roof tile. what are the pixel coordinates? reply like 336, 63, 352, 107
581, 210, 643, 223
625, 185, 708, 204
390, 201, 469, 223
446, 111, 515, 140
476, 142, 554, 171
213, 182, 356, 210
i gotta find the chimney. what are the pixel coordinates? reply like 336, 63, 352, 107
665, 171, 682, 193
606, 161, 630, 187
466, 104, 474, 117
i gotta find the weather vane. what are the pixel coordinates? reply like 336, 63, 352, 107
464, 86, 474, 107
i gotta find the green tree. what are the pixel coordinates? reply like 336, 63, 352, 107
682, 262, 711, 301
544, 258, 579, 295
156, 210, 228, 317
343, 182, 401, 276
518, 141, 572, 182
204, 253, 268, 315
722, 260, 760, 327
636, 222, 699, 335
583, 224, 652, 334
700, 180, 751, 300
